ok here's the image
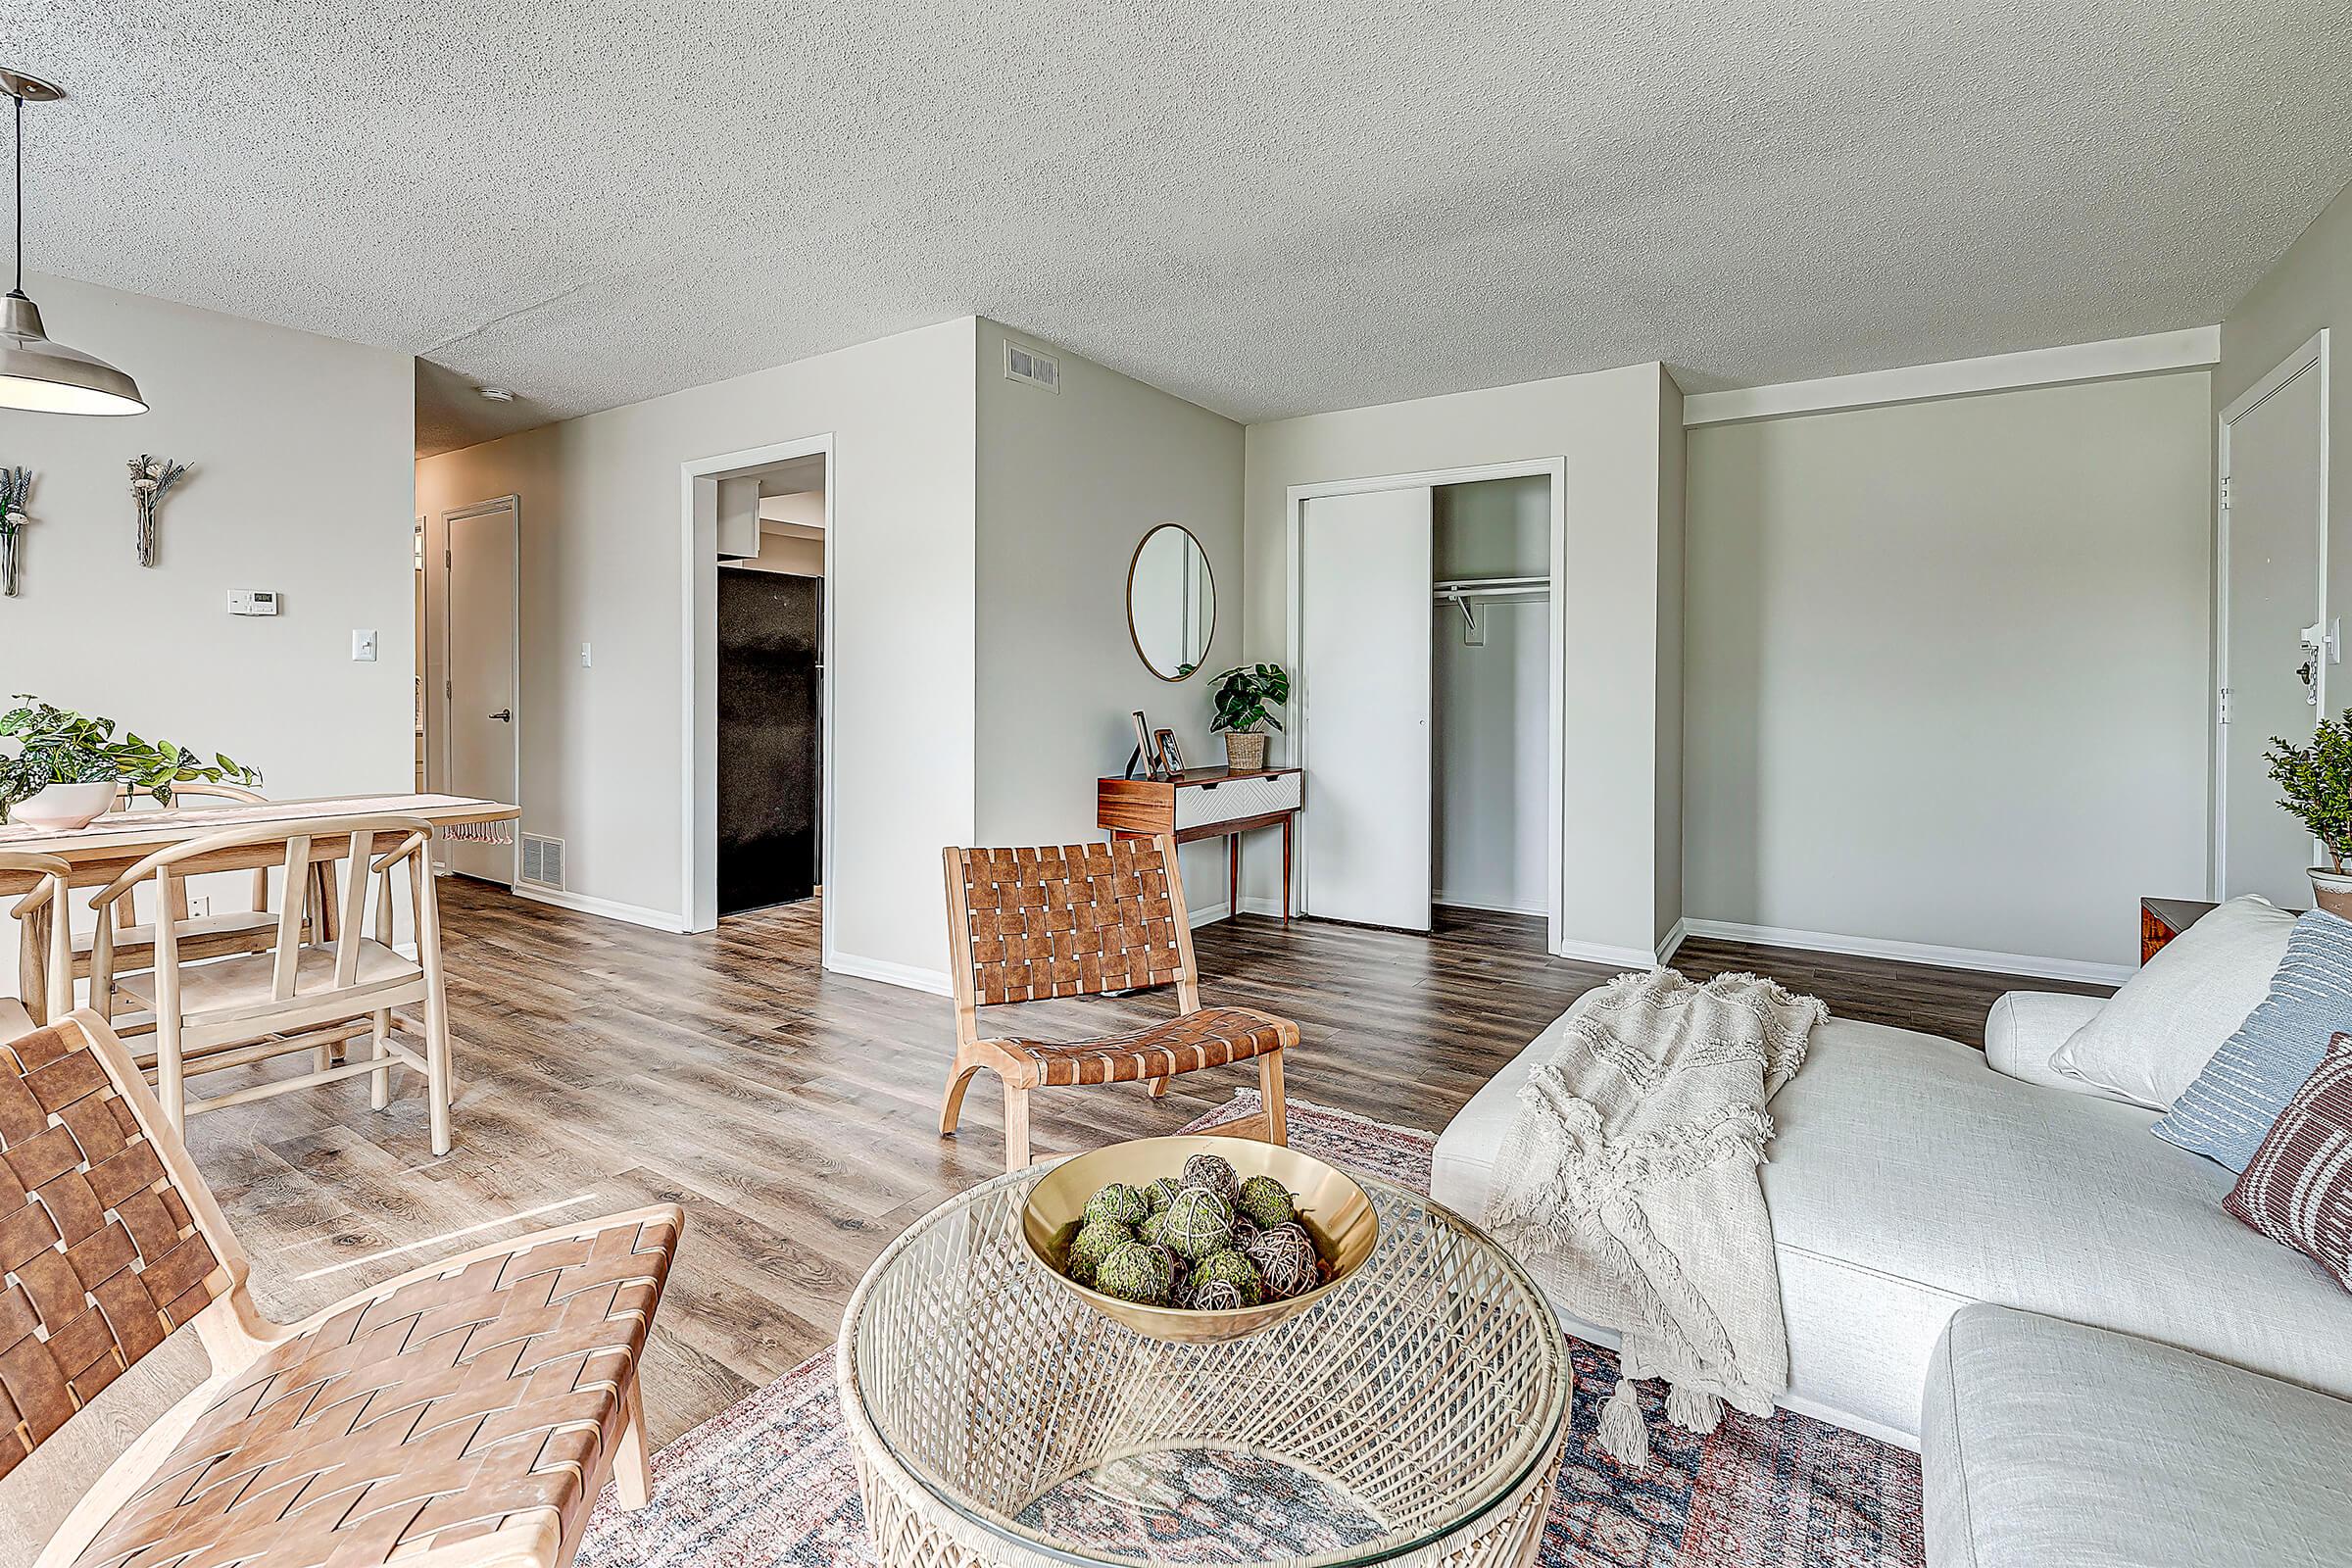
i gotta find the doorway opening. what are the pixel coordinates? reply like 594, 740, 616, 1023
716, 453, 827, 917
1287, 460, 1565, 954
677, 433, 837, 959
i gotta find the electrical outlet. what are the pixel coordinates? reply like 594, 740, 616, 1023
186, 894, 211, 918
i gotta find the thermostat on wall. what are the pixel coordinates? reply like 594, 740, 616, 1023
227, 590, 279, 616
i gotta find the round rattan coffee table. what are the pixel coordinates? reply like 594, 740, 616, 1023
837, 1164, 1569, 1568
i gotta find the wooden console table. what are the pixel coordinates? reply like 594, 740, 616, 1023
1098, 766, 1302, 923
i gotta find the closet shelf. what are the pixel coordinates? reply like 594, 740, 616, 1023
1433, 574, 1548, 599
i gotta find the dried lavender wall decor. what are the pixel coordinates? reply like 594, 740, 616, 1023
127, 455, 188, 567
0, 466, 30, 596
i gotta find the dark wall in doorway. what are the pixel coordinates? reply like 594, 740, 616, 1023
718, 569, 820, 915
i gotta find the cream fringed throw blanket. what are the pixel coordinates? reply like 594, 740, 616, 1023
1483, 969, 1825, 1467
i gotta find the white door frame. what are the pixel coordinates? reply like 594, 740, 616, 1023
2213, 330, 2329, 897
678, 435, 837, 967
436, 495, 521, 885
1286, 458, 1567, 952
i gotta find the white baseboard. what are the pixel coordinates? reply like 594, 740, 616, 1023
1435, 893, 1547, 918
1552, 936, 1663, 970
1678, 919, 2132, 986
824, 951, 954, 997
1656, 916, 1690, 966
509, 883, 689, 933
1238, 896, 1287, 918
1188, 900, 1230, 928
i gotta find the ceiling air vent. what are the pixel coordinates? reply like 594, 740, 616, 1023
519, 832, 564, 890
1004, 339, 1059, 392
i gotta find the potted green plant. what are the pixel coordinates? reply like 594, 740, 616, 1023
1207, 663, 1288, 772
2266, 710, 2352, 916
0, 697, 263, 831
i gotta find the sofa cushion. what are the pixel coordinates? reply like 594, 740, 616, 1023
2048, 894, 2292, 1109
1922, 1303, 2352, 1568
1431, 1007, 2352, 1444
2156, 908, 2352, 1171
2226, 1030, 2352, 1293
1982, 991, 2110, 1095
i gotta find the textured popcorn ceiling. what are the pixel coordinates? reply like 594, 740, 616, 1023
13, 1, 2352, 455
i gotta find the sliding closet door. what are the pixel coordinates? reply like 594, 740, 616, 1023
1300, 488, 1433, 930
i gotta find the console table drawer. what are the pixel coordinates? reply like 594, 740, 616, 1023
1175, 769, 1302, 830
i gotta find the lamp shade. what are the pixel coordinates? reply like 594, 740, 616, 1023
0, 293, 144, 415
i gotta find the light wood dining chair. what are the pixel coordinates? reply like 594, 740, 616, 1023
6, 1010, 677, 1568
74, 782, 327, 1025
86, 813, 457, 1152
2, 850, 71, 1041
940, 835, 1297, 1169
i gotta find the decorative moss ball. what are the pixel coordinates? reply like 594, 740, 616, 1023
1137, 1210, 1168, 1247
1180, 1152, 1241, 1203
1248, 1225, 1321, 1298
1145, 1176, 1184, 1212
1085, 1183, 1152, 1228
1236, 1175, 1295, 1230
1192, 1248, 1264, 1307
1094, 1240, 1175, 1304
1158, 1186, 1235, 1259
1064, 1218, 1133, 1283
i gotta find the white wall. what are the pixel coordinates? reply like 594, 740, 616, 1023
0, 273, 415, 991
1682, 370, 2213, 973
1432, 477, 1550, 915
972, 320, 1246, 912
415, 318, 976, 984
1243, 363, 1681, 960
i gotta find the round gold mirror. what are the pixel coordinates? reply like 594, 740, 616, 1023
1127, 523, 1214, 681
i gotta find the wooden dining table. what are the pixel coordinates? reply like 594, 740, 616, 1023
0, 791, 519, 1023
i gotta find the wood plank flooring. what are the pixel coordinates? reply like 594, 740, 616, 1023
0, 884, 2111, 1558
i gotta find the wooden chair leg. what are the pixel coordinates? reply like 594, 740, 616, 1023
939, 1057, 981, 1137
612, 1371, 653, 1510
1258, 1051, 1288, 1146
368, 1008, 393, 1112
1004, 1086, 1032, 1171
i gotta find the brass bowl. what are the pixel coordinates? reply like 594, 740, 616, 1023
1021, 1135, 1380, 1345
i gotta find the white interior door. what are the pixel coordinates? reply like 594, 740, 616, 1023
442, 498, 518, 883
2221, 352, 2327, 906
1300, 488, 1433, 930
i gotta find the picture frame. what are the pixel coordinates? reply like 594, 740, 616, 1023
1155, 729, 1186, 776
1130, 710, 1161, 779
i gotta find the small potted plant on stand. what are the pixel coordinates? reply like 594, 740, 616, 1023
1, 697, 262, 831
1208, 663, 1288, 773
2267, 709, 2352, 916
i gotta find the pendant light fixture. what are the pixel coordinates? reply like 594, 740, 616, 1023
0, 68, 143, 416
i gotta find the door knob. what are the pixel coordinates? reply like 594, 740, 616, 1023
488, 709, 513, 722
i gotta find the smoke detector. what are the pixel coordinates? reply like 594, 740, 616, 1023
476, 385, 515, 403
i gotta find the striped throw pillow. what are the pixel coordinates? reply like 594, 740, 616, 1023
2225, 1031, 2352, 1294
2154, 907, 2352, 1171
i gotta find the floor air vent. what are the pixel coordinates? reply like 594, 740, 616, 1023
520, 832, 564, 890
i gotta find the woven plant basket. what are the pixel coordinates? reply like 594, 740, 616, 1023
1223, 732, 1268, 772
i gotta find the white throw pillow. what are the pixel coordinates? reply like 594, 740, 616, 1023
2049, 896, 2295, 1109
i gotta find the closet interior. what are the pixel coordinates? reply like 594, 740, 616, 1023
1296, 471, 1556, 944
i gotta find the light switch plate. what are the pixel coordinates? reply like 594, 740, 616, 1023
580, 642, 593, 667
351, 629, 378, 662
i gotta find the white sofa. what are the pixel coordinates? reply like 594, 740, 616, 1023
1429, 988, 2352, 1448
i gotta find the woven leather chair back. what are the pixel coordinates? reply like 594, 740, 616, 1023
948, 840, 1192, 1005
0, 1017, 231, 1479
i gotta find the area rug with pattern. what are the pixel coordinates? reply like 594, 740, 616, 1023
577, 1093, 1924, 1568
